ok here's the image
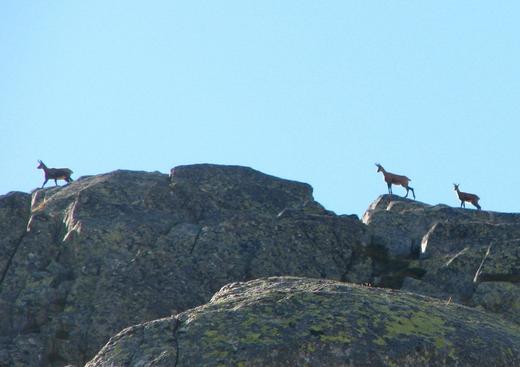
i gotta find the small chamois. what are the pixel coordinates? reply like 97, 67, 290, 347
37, 160, 74, 188
375, 163, 415, 199
453, 184, 481, 210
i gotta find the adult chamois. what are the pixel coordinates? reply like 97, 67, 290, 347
375, 163, 415, 199
37, 160, 74, 188
453, 184, 481, 210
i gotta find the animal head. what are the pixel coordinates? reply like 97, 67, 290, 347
375, 163, 383, 172
453, 183, 460, 191
37, 160, 44, 169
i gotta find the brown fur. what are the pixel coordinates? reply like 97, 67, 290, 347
37, 160, 74, 188
453, 184, 481, 210
375, 163, 415, 199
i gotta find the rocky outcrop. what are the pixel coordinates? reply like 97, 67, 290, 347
86, 277, 520, 367
363, 195, 520, 257
364, 195, 520, 325
1, 167, 519, 366
0, 165, 368, 367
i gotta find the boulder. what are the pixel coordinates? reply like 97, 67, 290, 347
86, 277, 520, 367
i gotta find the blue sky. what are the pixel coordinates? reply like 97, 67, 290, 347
1, 1, 519, 216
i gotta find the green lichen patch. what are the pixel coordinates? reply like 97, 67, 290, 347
87, 276, 520, 366
169, 277, 520, 366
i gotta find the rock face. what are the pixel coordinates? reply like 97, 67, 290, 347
1, 166, 519, 367
364, 195, 520, 324
363, 195, 520, 257
0, 165, 368, 367
86, 277, 520, 367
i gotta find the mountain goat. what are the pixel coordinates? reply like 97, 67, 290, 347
37, 160, 74, 188
453, 184, 481, 210
375, 163, 415, 199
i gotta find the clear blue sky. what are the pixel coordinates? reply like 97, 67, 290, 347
1, 2, 519, 216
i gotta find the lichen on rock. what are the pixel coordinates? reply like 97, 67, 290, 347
86, 277, 520, 367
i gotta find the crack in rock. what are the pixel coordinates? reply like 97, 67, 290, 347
189, 227, 203, 255
0, 231, 27, 287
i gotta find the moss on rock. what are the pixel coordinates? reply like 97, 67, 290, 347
87, 277, 520, 367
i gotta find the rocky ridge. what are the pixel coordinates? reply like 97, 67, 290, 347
363, 194, 520, 325
0, 164, 518, 366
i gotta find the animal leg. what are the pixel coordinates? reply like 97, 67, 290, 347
387, 182, 392, 195
407, 186, 416, 200
460, 201, 465, 208
473, 201, 481, 210
54, 179, 58, 186
41, 179, 48, 188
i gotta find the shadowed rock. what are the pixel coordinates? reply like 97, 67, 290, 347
364, 195, 520, 324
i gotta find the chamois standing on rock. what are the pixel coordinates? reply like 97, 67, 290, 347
37, 160, 74, 188
453, 184, 481, 210
375, 163, 415, 199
